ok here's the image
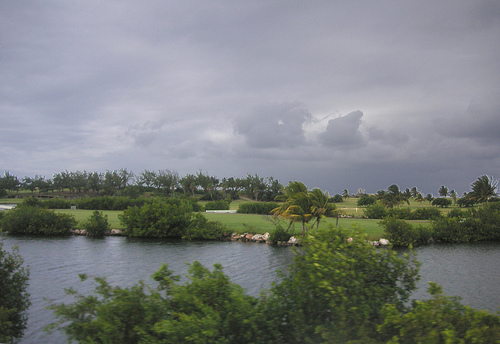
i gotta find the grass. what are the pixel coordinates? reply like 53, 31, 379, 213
14, 196, 447, 240
55, 209, 124, 229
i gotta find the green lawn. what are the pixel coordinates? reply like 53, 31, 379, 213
55, 209, 124, 229
55, 209, 392, 239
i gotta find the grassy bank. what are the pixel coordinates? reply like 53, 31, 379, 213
54, 208, 411, 239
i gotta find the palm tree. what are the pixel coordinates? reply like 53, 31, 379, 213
272, 181, 312, 235
309, 188, 333, 231
468, 175, 498, 204
438, 185, 448, 198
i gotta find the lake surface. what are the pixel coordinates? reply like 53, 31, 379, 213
3, 235, 500, 344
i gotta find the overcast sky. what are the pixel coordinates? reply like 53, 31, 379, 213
1, 1, 499, 195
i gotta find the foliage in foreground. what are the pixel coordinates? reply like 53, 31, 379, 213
45, 226, 441, 344
380, 283, 500, 343
0, 240, 30, 342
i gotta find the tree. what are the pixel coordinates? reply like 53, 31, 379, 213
425, 193, 434, 204
0, 241, 30, 342
438, 185, 449, 197
378, 184, 409, 208
468, 175, 498, 204
450, 189, 458, 204
342, 189, 350, 200
309, 188, 335, 231
261, 226, 420, 343
272, 181, 313, 235
411, 186, 420, 198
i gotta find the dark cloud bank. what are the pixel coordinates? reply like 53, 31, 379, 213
1, 1, 499, 195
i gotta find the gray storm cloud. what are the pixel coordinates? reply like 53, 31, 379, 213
234, 103, 312, 149
318, 111, 366, 149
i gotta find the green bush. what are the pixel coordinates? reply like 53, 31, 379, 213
380, 217, 419, 247
182, 213, 226, 240
387, 207, 412, 219
357, 195, 376, 206
364, 203, 388, 219
204, 199, 231, 211
119, 200, 193, 238
432, 198, 453, 207
237, 202, 279, 215
379, 282, 500, 343
82, 211, 110, 238
268, 221, 292, 244
410, 207, 443, 220
0, 241, 30, 342
1, 205, 76, 235
42, 198, 71, 209
328, 194, 343, 203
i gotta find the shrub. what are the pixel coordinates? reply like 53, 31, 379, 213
42, 198, 71, 209
237, 202, 279, 215
380, 217, 419, 247
432, 198, 452, 208
328, 194, 343, 203
82, 211, 110, 238
119, 199, 208, 238
182, 213, 226, 240
447, 208, 468, 218
457, 197, 475, 207
0, 242, 30, 342
364, 203, 388, 219
357, 195, 376, 206
261, 226, 420, 343
379, 282, 500, 343
268, 221, 292, 244
410, 207, 443, 220
204, 199, 231, 211
1, 206, 77, 235
387, 207, 412, 219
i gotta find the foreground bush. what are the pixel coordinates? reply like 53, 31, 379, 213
260, 227, 420, 343
379, 283, 500, 343
45, 226, 500, 343
1, 205, 77, 235
0, 241, 30, 342
47, 262, 258, 343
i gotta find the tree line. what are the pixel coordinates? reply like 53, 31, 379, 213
0, 170, 283, 201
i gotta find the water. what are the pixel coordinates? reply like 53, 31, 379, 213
2, 236, 500, 343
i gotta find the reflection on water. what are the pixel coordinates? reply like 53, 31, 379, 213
3, 236, 499, 343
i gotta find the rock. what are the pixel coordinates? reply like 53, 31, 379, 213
263, 232, 270, 241
245, 233, 254, 241
110, 229, 122, 236
379, 238, 390, 246
347, 237, 354, 243
252, 234, 267, 242
288, 236, 298, 245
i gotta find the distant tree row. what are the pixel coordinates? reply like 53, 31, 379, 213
0, 170, 283, 202
357, 175, 498, 209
